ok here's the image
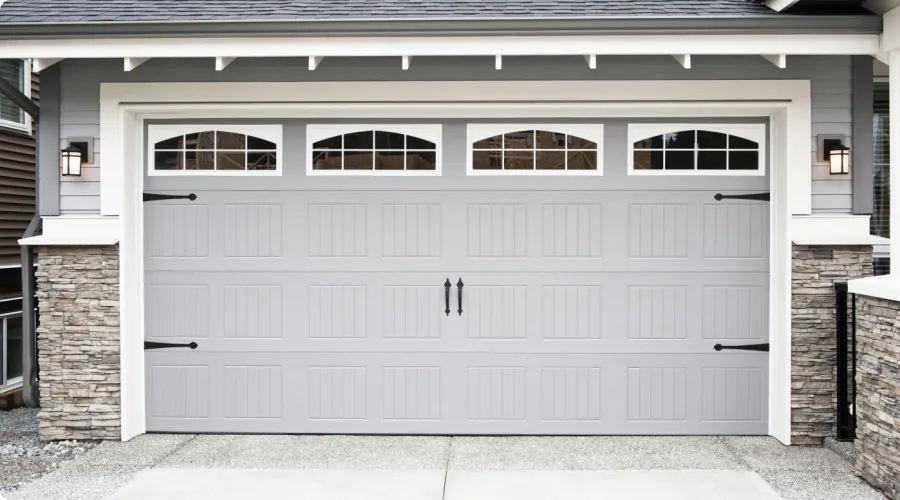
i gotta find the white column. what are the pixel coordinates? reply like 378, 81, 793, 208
891, 50, 900, 265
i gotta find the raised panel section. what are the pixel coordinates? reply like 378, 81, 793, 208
541, 286, 602, 339
702, 367, 763, 422
627, 367, 687, 421
224, 285, 283, 339
383, 286, 442, 339
541, 204, 603, 257
147, 285, 210, 338
309, 204, 367, 257
541, 205, 603, 257
628, 286, 687, 339
382, 204, 442, 257
466, 286, 527, 339
224, 365, 283, 419
308, 286, 367, 339
147, 204, 209, 258
467, 367, 527, 420
703, 204, 765, 258
540, 367, 602, 421
308, 367, 367, 420
467, 204, 527, 257
701, 286, 764, 340
382, 367, 441, 420
224, 204, 283, 257
149, 366, 209, 418
628, 204, 687, 258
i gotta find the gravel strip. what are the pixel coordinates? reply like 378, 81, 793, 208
0, 408, 99, 494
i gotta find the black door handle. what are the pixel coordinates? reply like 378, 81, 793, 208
444, 279, 451, 316
144, 341, 198, 350
714, 343, 769, 352
713, 192, 770, 202
457, 279, 464, 316
143, 193, 197, 202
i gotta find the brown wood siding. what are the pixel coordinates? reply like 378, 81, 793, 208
0, 71, 38, 267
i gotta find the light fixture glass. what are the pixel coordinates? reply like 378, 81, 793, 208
827, 143, 850, 175
61, 144, 83, 176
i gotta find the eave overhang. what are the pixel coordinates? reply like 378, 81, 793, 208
0, 15, 884, 39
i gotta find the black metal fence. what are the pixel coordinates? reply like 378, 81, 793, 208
834, 282, 856, 441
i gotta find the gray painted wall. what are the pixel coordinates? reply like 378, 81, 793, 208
56, 55, 854, 214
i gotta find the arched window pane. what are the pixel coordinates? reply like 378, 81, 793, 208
217, 131, 246, 150
505, 130, 534, 149
473, 134, 502, 149
185, 132, 215, 151
567, 136, 597, 150
344, 131, 374, 149
375, 131, 405, 150
155, 136, 184, 150
697, 131, 727, 149
729, 135, 758, 149
248, 136, 277, 150
664, 131, 695, 149
407, 136, 436, 150
535, 131, 565, 149
313, 136, 342, 150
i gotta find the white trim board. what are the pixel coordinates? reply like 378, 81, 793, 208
0, 34, 881, 62
93, 79, 808, 443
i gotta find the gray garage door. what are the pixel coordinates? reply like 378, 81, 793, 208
144, 121, 769, 435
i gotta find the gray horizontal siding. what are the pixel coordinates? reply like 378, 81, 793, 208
56, 54, 854, 214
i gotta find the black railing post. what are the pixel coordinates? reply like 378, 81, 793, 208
834, 282, 855, 441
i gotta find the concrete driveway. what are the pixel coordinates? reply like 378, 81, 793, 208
6, 435, 884, 500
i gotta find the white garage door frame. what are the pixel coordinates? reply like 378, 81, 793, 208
100, 79, 811, 444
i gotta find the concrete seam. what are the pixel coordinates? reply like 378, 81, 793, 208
441, 437, 453, 500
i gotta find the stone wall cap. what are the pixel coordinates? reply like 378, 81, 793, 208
849, 275, 900, 302
20, 234, 121, 246
792, 234, 888, 246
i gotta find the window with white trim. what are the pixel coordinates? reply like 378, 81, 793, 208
148, 125, 282, 176
0, 59, 30, 133
628, 124, 765, 175
307, 125, 441, 175
467, 124, 603, 174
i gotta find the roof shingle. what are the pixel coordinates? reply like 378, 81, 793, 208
0, 0, 781, 23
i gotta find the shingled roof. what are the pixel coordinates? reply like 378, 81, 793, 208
0, 0, 796, 23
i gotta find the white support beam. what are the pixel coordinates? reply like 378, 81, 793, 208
890, 50, 900, 265
402, 55, 411, 70
308, 56, 324, 71
123, 57, 149, 72
31, 58, 62, 72
762, 54, 787, 69
672, 54, 691, 69
883, 5, 900, 52
584, 54, 596, 69
764, 0, 801, 12
215, 57, 236, 71
495, 55, 502, 70
0, 34, 881, 60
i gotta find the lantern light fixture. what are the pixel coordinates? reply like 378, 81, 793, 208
60, 143, 84, 177
824, 139, 850, 175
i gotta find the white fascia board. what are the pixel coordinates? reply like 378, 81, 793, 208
0, 34, 882, 60
18, 216, 120, 246
883, 5, 900, 52
764, 0, 801, 12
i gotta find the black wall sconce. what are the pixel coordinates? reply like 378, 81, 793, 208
824, 139, 850, 175
61, 142, 85, 176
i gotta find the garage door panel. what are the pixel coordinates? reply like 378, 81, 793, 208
146, 352, 766, 435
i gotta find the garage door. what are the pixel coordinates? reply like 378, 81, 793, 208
144, 122, 769, 435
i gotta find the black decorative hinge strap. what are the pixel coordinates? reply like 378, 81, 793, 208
144, 341, 198, 350
714, 343, 769, 352
714, 193, 770, 202
143, 193, 198, 202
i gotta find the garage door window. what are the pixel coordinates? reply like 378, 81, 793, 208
467, 124, 604, 175
307, 125, 441, 175
148, 125, 282, 176
628, 124, 765, 175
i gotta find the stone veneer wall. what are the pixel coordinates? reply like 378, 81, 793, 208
36, 245, 120, 441
791, 245, 872, 445
855, 296, 900, 500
